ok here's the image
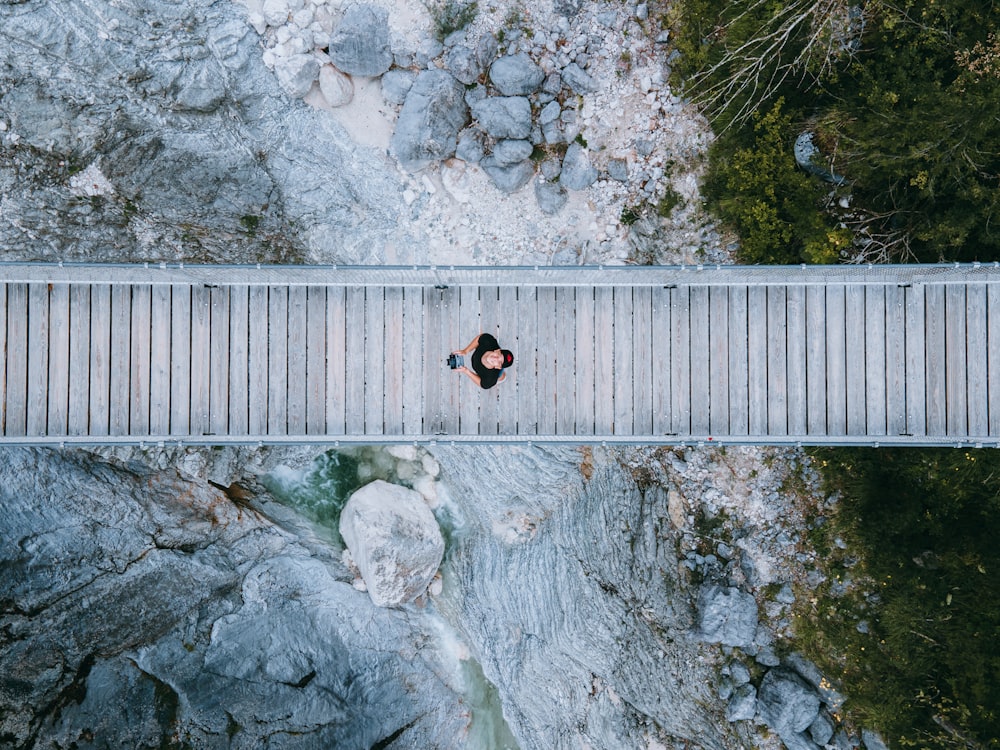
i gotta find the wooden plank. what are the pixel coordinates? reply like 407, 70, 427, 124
248, 286, 269, 435
864, 285, 887, 437
229, 285, 250, 435
689, 286, 710, 435
990, 284, 1000, 437
966, 283, 988, 438
613, 286, 634, 435
189, 284, 211, 436
458, 286, 481, 435
766, 286, 788, 436
423, 286, 444, 435
0, 287, 5, 433
478, 286, 501, 436
805, 285, 826, 436
575, 286, 595, 435
267, 286, 289, 435
362, 286, 385, 435
401, 286, 423, 435
632, 286, 653, 436
149, 286, 171, 435
47, 284, 70, 436
786, 285, 807, 436
26, 284, 50, 436
129, 285, 151, 436
904, 284, 927, 436
825, 285, 847, 436
6, 284, 28, 436
746, 286, 767, 436
924, 285, 947, 435
305, 286, 327, 436
593, 286, 614, 435
109, 285, 131, 436
497, 286, 519, 435
342, 286, 365, 434
727, 286, 748, 436
670, 285, 691, 435
885, 284, 907, 436
945, 285, 968, 436
325, 286, 346, 435
440, 286, 461, 435
708, 285, 729, 435
67, 285, 90, 436
651, 285, 671, 436
537, 286, 558, 434
209, 286, 231, 436
844, 285, 866, 435
517, 286, 539, 435
89, 284, 111, 437
556, 287, 578, 434
286, 285, 308, 435
382, 286, 404, 435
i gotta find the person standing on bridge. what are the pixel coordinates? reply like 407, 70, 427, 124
451, 333, 514, 389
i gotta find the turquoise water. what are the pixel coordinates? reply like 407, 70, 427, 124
262, 447, 519, 749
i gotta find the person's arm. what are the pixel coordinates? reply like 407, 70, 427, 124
453, 334, 482, 357
457, 365, 481, 387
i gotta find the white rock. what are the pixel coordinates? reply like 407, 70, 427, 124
339, 480, 445, 607
263, 0, 298, 26
318, 64, 353, 107
247, 12, 268, 34
386, 445, 419, 462
274, 53, 320, 97
421, 454, 440, 477
412, 475, 439, 507
292, 8, 313, 28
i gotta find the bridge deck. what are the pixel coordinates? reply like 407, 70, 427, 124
1, 263, 997, 447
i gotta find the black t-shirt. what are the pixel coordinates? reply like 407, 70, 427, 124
471, 333, 502, 389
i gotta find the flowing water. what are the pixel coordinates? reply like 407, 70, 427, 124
262, 446, 520, 749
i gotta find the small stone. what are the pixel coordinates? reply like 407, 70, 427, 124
561, 62, 594, 93
455, 127, 486, 164
381, 69, 417, 105
726, 683, 757, 722
318, 64, 353, 107
481, 157, 534, 193
534, 178, 568, 215
489, 53, 545, 95
492, 139, 534, 166
539, 100, 561, 125
607, 158, 628, 182
560, 142, 598, 190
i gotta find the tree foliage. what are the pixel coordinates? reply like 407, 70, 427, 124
671, 0, 1000, 263
805, 448, 1000, 749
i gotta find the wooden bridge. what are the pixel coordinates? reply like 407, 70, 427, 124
0, 262, 997, 447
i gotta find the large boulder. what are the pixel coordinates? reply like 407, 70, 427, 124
489, 53, 545, 95
560, 142, 598, 190
757, 668, 822, 737
391, 70, 469, 171
445, 44, 482, 85
470, 96, 532, 139
697, 584, 758, 647
328, 4, 393, 77
339, 480, 445, 607
481, 157, 534, 193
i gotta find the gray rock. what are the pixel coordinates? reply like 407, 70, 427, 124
340, 480, 445, 607
607, 158, 628, 182
318, 64, 353, 107
560, 142, 598, 190
730, 662, 751, 685
489, 52, 545, 95
833, 729, 862, 750
785, 652, 846, 710
539, 100, 561, 125
809, 712, 835, 746
534, 177, 568, 214
476, 33, 499, 68
540, 158, 561, 181
757, 668, 822, 736
481, 157, 534, 193
391, 70, 469, 171
542, 72, 562, 94
794, 131, 847, 185
273, 52, 321, 98
862, 729, 890, 750
697, 585, 758, 648
415, 36, 444, 67
328, 4, 392, 77
726, 683, 757, 722
455, 127, 486, 163
636, 138, 655, 156
381, 69, 417, 105
445, 44, 482, 85
776, 582, 796, 604
561, 61, 594, 93
470, 96, 532, 139
492, 139, 534, 166
542, 119, 563, 144
464, 82, 488, 107
755, 646, 781, 667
